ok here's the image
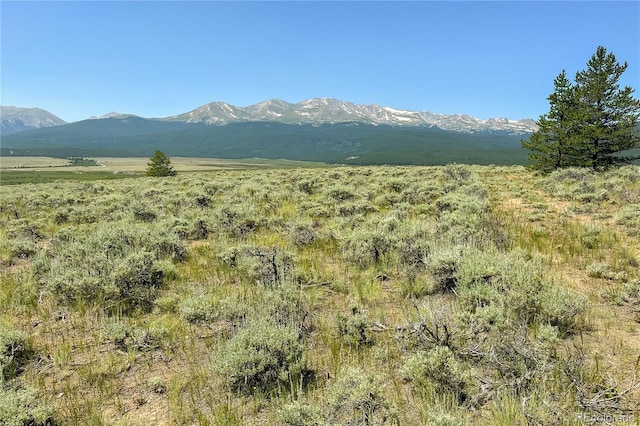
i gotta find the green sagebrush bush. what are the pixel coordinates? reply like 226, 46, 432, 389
335, 305, 371, 347
340, 227, 395, 267
621, 279, 640, 306
214, 317, 307, 395
42, 222, 185, 312
0, 328, 33, 383
131, 202, 158, 222
214, 204, 263, 237
100, 319, 131, 349
182, 284, 311, 334
427, 247, 464, 293
399, 303, 567, 407
296, 179, 319, 195
616, 204, 640, 236
6, 238, 38, 263
277, 401, 324, 426
434, 192, 490, 241
326, 367, 394, 425
5, 219, 44, 242
442, 164, 474, 184
100, 317, 174, 352
481, 326, 559, 396
541, 167, 595, 195
541, 166, 640, 203
326, 185, 357, 202
288, 221, 319, 247
168, 216, 210, 240
0, 385, 55, 426
427, 245, 586, 334
335, 200, 377, 217
401, 346, 475, 404
48, 250, 161, 311
219, 245, 295, 287
178, 293, 248, 325
395, 221, 434, 263
259, 287, 311, 334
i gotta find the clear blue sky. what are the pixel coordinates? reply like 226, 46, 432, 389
2, 1, 638, 122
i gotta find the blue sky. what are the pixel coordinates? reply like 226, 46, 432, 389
2, 1, 638, 122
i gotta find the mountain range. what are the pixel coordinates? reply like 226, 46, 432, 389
2, 99, 538, 135
164, 98, 538, 134
1, 99, 538, 166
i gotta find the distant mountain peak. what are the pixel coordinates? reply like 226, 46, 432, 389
101, 111, 120, 118
87, 111, 138, 120
1, 106, 67, 135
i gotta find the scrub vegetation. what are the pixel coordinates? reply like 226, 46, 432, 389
0, 164, 639, 425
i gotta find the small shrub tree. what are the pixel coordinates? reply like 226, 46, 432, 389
146, 150, 176, 177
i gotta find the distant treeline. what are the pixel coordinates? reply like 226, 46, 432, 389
1, 120, 531, 166
67, 157, 98, 166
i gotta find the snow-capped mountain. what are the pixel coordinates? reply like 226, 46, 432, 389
1, 106, 67, 135
165, 98, 538, 134
88, 112, 139, 120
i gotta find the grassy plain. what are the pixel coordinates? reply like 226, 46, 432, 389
0, 163, 639, 425
0, 157, 328, 185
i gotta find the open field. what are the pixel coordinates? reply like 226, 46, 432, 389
0, 156, 328, 171
0, 157, 329, 185
1, 164, 639, 425
0, 157, 73, 169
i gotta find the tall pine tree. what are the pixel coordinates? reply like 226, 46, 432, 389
523, 46, 640, 171
146, 150, 177, 177
522, 71, 579, 172
574, 46, 640, 169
